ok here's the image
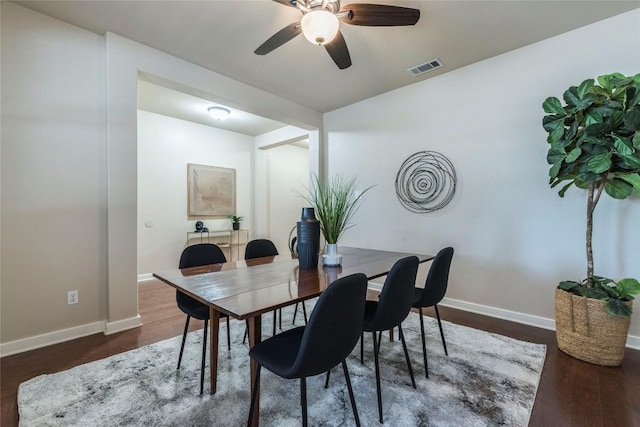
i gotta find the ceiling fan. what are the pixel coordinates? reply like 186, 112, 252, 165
255, 0, 420, 69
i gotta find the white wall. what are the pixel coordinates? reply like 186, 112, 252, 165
105, 32, 322, 334
253, 125, 312, 254
1, 3, 107, 346
324, 10, 640, 343
265, 144, 309, 256
0, 3, 322, 355
137, 111, 254, 276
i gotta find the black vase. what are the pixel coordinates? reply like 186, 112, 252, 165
297, 207, 320, 269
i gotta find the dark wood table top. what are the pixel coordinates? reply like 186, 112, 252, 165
153, 246, 433, 320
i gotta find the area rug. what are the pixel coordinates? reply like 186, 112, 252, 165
18, 306, 546, 426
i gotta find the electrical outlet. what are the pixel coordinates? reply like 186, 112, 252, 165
67, 290, 79, 305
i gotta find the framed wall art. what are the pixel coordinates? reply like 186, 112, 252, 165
187, 163, 236, 217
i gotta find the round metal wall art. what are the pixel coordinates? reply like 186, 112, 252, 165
395, 151, 457, 213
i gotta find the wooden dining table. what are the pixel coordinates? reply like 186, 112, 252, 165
153, 246, 433, 426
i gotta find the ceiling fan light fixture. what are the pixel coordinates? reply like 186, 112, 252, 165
207, 106, 230, 120
301, 10, 339, 45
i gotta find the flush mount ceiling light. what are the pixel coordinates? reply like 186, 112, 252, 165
301, 10, 340, 45
207, 106, 231, 120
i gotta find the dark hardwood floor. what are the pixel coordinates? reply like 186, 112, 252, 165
2, 281, 639, 426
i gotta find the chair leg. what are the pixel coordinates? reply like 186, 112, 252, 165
360, 331, 364, 364
418, 307, 429, 378
242, 322, 248, 345
272, 311, 277, 336
177, 315, 191, 369
434, 305, 448, 356
300, 377, 308, 427
398, 324, 416, 389
279, 308, 282, 330
302, 301, 308, 324
200, 319, 208, 395
372, 331, 383, 424
292, 302, 299, 325
226, 317, 231, 352
324, 369, 331, 389
342, 360, 361, 427
247, 364, 261, 427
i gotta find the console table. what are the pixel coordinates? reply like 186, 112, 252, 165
186, 229, 248, 261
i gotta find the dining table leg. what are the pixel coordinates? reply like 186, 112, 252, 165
248, 315, 262, 427
209, 307, 220, 395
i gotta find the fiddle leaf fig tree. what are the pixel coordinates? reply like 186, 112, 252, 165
542, 72, 640, 316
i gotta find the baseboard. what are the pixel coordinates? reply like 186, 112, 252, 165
104, 315, 143, 335
441, 297, 557, 331
366, 282, 640, 351
0, 321, 105, 358
440, 297, 640, 351
138, 273, 155, 282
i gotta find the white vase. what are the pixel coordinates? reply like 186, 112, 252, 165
322, 243, 342, 266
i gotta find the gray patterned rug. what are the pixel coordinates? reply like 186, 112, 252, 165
18, 307, 546, 426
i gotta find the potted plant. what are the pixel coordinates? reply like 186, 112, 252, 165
303, 174, 373, 266
229, 215, 243, 230
542, 72, 640, 365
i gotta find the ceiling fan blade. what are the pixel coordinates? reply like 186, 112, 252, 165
254, 22, 302, 55
324, 31, 352, 69
340, 3, 420, 26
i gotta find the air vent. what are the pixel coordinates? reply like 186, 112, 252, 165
407, 58, 443, 76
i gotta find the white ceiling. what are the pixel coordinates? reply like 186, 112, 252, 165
13, 0, 639, 133
138, 79, 287, 136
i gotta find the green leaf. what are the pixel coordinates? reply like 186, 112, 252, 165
563, 87, 581, 107
587, 152, 612, 173
617, 278, 640, 299
619, 154, 640, 169
597, 74, 615, 91
558, 180, 574, 197
543, 97, 566, 115
604, 179, 633, 199
583, 135, 608, 146
558, 281, 580, 291
610, 111, 625, 130
613, 136, 634, 155
617, 173, 640, 193
628, 88, 640, 110
577, 79, 594, 98
585, 122, 609, 136
574, 178, 590, 189
634, 133, 640, 149
547, 147, 566, 164
605, 299, 633, 317
584, 111, 603, 127
549, 125, 565, 144
580, 287, 609, 300
549, 162, 562, 179
565, 147, 582, 163
543, 114, 564, 132
623, 110, 640, 131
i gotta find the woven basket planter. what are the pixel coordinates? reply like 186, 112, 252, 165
555, 288, 632, 366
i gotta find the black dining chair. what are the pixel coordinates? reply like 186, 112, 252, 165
360, 256, 419, 424
244, 238, 308, 336
247, 273, 368, 427
176, 243, 228, 394
244, 239, 282, 337
412, 246, 454, 378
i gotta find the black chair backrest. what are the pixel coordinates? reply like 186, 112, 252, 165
179, 243, 227, 268
245, 239, 279, 260
288, 273, 368, 378
417, 247, 454, 307
371, 256, 419, 332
